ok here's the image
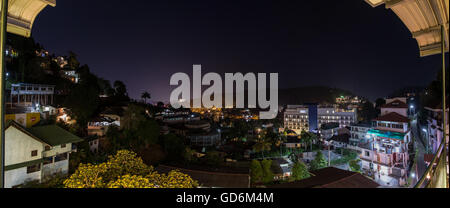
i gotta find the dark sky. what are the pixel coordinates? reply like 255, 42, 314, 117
31, 0, 444, 102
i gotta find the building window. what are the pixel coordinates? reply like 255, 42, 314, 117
43, 157, 53, 165
61, 144, 66, 148
55, 153, 68, 162
31, 150, 38, 157
26, 164, 41, 174
365, 151, 370, 157
45, 146, 51, 151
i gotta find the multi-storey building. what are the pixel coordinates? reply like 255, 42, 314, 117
424, 104, 449, 154
284, 105, 357, 134
349, 123, 372, 146
4, 120, 83, 188
8, 83, 55, 107
380, 99, 409, 117
359, 100, 411, 187
336, 96, 362, 105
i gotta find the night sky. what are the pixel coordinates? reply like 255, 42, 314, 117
31, 0, 445, 102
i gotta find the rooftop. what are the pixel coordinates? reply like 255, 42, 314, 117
6, 120, 83, 146
328, 134, 350, 144
374, 112, 409, 123
351, 122, 372, 128
320, 122, 340, 130
156, 165, 250, 188
268, 167, 379, 188
381, 100, 408, 109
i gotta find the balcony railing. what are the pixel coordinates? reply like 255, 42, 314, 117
415, 141, 447, 188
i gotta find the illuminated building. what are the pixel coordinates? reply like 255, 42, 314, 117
284, 105, 357, 134
359, 100, 412, 187
349, 122, 372, 147
8, 83, 55, 107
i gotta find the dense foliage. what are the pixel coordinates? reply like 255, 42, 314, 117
309, 151, 328, 171
64, 150, 198, 188
290, 161, 310, 181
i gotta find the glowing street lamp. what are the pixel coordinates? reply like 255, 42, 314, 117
1, 0, 56, 188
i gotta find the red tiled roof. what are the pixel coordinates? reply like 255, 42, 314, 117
268, 167, 379, 188
381, 100, 408, 109
374, 112, 409, 123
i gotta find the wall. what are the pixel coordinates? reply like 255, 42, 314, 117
4, 167, 41, 188
5, 127, 43, 166
381, 108, 408, 117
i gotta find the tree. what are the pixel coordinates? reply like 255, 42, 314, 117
157, 102, 165, 108
253, 140, 271, 158
113, 80, 129, 101
204, 151, 223, 166
310, 151, 328, 171
63, 150, 197, 188
291, 161, 310, 181
141, 91, 151, 104
161, 134, 186, 162
135, 119, 160, 148
375, 98, 386, 109
98, 78, 115, 97
300, 131, 318, 151
63, 65, 100, 130
375, 98, 386, 115
67, 51, 80, 70
349, 159, 361, 173
261, 159, 274, 184
250, 160, 263, 184
122, 104, 147, 131
359, 101, 377, 122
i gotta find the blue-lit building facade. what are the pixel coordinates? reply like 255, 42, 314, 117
359, 100, 411, 187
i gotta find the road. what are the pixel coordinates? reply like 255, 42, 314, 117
410, 117, 427, 187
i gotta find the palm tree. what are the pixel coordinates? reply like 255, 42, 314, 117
300, 131, 318, 152
141, 91, 151, 104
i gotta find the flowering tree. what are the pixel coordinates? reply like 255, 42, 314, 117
64, 150, 198, 188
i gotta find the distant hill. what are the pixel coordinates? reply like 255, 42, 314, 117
186, 86, 356, 108
278, 86, 355, 106
388, 86, 425, 98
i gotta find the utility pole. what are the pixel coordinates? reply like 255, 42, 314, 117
0, 0, 8, 188
328, 142, 331, 166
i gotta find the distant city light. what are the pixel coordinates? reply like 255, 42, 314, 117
410, 105, 414, 109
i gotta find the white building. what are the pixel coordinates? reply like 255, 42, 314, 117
284, 105, 357, 134
4, 121, 83, 188
424, 105, 449, 154
349, 123, 372, 147
380, 99, 409, 117
359, 100, 411, 187
319, 122, 341, 140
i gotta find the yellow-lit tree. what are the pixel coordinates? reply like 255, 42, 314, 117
64, 150, 198, 188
